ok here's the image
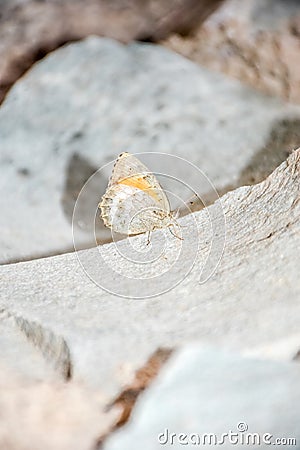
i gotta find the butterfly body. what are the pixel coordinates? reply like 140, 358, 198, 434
99, 152, 175, 236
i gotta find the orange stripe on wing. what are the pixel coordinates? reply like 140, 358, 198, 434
118, 176, 161, 203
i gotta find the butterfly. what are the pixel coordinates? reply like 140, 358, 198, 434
99, 152, 182, 242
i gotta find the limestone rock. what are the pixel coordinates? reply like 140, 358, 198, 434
1, 37, 300, 263
0, 0, 224, 103
0, 308, 60, 381
0, 150, 299, 396
165, 0, 300, 103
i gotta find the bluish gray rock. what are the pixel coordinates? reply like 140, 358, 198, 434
103, 345, 300, 450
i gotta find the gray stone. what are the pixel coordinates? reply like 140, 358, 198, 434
0, 149, 299, 395
1, 37, 300, 263
103, 345, 300, 450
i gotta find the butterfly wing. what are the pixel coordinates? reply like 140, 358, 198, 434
99, 153, 170, 234
100, 184, 166, 234
107, 152, 170, 212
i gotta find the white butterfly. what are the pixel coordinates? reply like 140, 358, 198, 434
99, 152, 182, 240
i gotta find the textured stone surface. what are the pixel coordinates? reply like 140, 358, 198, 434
0, 0, 224, 104
103, 346, 300, 450
1, 150, 299, 396
0, 366, 119, 450
0, 308, 60, 381
164, 0, 300, 103
1, 37, 300, 264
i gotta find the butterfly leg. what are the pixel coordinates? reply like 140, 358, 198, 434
146, 230, 151, 246
168, 223, 184, 240
146, 223, 161, 245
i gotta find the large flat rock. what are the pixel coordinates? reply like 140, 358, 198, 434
104, 346, 300, 450
1, 37, 300, 263
1, 149, 299, 395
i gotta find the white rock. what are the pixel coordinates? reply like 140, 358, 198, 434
0, 150, 299, 395
1, 37, 300, 263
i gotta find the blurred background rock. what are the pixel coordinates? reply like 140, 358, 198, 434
0, 0, 224, 104
1, 0, 300, 105
164, 0, 300, 103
